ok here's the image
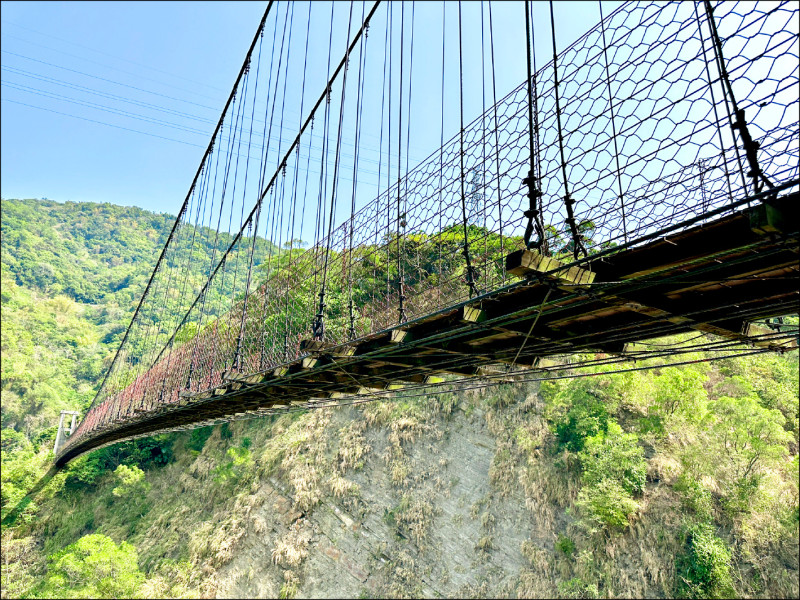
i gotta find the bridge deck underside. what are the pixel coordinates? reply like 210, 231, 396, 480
56, 195, 799, 465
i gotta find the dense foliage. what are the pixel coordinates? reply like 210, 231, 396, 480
539, 342, 798, 596
0, 200, 174, 434
676, 524, 735, 599
31, 534, 144, 599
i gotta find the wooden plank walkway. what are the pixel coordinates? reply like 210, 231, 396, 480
55, 194, 799, 465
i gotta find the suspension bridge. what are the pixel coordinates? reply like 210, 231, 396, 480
53, 0, 799, 466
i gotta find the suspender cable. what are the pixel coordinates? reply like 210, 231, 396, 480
403, 0, 416, 302
187, 122, 227, 389
598, 1, 627, 244
488, 1, 504, 276
480, 1, 487, 282
549, 1, 586, 260
438, 1, 446, 305
375, 4, 389, 314
141, 182, 190, 397
193, 70, 250, 387
252, 1, 293, 367
213, 56, 255, 381
173, 157, 209, 393
284, 1, 313, 361
396, 1, 408, 323
233, 5, 276, 372
348, 0, 369, 341
213, 60, 254, 380
276, 168, 289, 359
458, 1, 478, 298
295, 0, 313, 250
311, 1, 338, 341
225, 52, 260, 340
522, 1, 546, 254
530, 4, 547, 255
403, 0, 416, 295
253, 4, 288, 364
185, 130, 221, 390
385, 3, 393, 306
139, 183, 189, 407
273, 5, 295, 362
703, 0, 772, 197
317, 0, 356, 341
693, 1, 734, 206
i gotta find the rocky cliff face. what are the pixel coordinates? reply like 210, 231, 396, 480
192, 382, 689, 599
216, 388, 541, 598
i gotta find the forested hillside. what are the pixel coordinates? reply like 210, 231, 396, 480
1, 200, 169, 437
1, 198, 798, 599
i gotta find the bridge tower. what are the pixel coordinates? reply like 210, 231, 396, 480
53, 410, 81, 455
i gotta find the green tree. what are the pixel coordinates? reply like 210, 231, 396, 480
33, 534, 144, 599
652, 366, 708, 421
579, 421, 647, 496
709, 395, 790, 514
710, 395, 790, 484
576, 479, 639, 532
111, 464, 149, 498
554, 388, 612, 453
676, 524, 735, 599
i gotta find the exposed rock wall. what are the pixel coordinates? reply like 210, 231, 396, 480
208, 383, 678, 598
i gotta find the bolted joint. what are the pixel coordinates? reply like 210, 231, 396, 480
311, 313, 325, 341
232, 347, 242, 372
746, 167, 762, 178
522, 171, 542, 197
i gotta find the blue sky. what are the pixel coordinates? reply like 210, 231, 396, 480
1, 1, 620, 220
1, 1, 266, 211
